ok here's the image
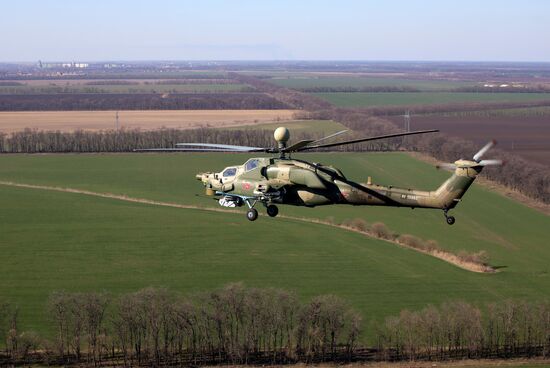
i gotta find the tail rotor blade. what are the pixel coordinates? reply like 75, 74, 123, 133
473, 140, 496, 162
436, 163, 457, 171
478, 159, 503, 166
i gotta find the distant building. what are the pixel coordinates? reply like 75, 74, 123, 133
59, 62, 89, 68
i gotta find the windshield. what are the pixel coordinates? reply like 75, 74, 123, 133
222, 167, 237, 177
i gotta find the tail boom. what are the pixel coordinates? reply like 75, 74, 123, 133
339, 165, 481, 210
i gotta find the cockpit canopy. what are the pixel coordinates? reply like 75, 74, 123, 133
244, 158, 260, 172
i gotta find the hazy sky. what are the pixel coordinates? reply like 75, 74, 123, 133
1, 0, 548, 62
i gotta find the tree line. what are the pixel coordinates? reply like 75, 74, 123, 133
0, 127, 403, 154
375, 300, 550, 361
1, 284, 361, 366
1, 287, 549, 366
0, 93, 290, 111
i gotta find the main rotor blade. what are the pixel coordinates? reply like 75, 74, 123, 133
283, 140, 315, 152
281, 130, 350, 153
297, 129, 439, 151
473, 140, 496, 162
310, 129, 349, 144
175, 143, 269, 152
134, 148, 246, 152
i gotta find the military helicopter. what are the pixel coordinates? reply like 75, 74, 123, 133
137, 127, 502, 224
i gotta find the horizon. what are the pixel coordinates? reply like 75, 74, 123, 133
4, 59, 550, 65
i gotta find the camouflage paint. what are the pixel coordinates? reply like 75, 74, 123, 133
196, 157, 484, 211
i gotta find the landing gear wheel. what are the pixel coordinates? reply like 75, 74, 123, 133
266, 205, 279, 217
446, 216, 456, 225
246, 208, 258, 221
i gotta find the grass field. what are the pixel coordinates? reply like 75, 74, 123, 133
313, 92, 550, 107
1, 152, 549, 339
270, 76, 474, 90
0, 110, 298, 133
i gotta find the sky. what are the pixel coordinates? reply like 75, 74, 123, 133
1, 0, 549, 62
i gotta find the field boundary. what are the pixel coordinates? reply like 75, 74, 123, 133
0, 180, 494, 273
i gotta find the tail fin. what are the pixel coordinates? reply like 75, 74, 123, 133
431, 140, 503, 209
432, 163, 482, 209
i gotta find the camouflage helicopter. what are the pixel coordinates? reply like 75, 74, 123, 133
138, 127, 502, 224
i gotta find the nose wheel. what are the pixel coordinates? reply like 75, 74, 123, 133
244, 198, 279, 221
443, 209, 455, 225
246, 208, 258, 221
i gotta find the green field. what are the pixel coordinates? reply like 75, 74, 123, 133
1, 152, 549, 339
271, 76, 474, 90
313, 92, 550, 107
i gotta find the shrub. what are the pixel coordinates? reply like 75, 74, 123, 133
370, 222, 393, 240
458, 250, 490, 266
349, 218, 369, 232
397, 234, 424, 250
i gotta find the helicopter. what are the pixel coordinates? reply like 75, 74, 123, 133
136, 127, 502, 224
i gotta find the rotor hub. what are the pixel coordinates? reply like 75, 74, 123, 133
274, 127, 290, 145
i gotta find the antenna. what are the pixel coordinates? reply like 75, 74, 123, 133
403, 110, 411, 132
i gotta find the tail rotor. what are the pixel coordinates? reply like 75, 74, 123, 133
436, 140, 504, 170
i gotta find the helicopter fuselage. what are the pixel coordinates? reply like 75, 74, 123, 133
196, 156, 479, 216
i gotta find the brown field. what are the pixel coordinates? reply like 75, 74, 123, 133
389, 114, 550, 166
0, 109, 298, 133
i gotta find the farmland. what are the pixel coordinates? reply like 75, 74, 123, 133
312, 92, 550, 108
0, 79, 250, 94
388, 109, 550, 166
0, 72, 279, 111
270, 75, 475, 90
1, 62, 549, 361
1, 152, 549, 337
0, 109, 298, 133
